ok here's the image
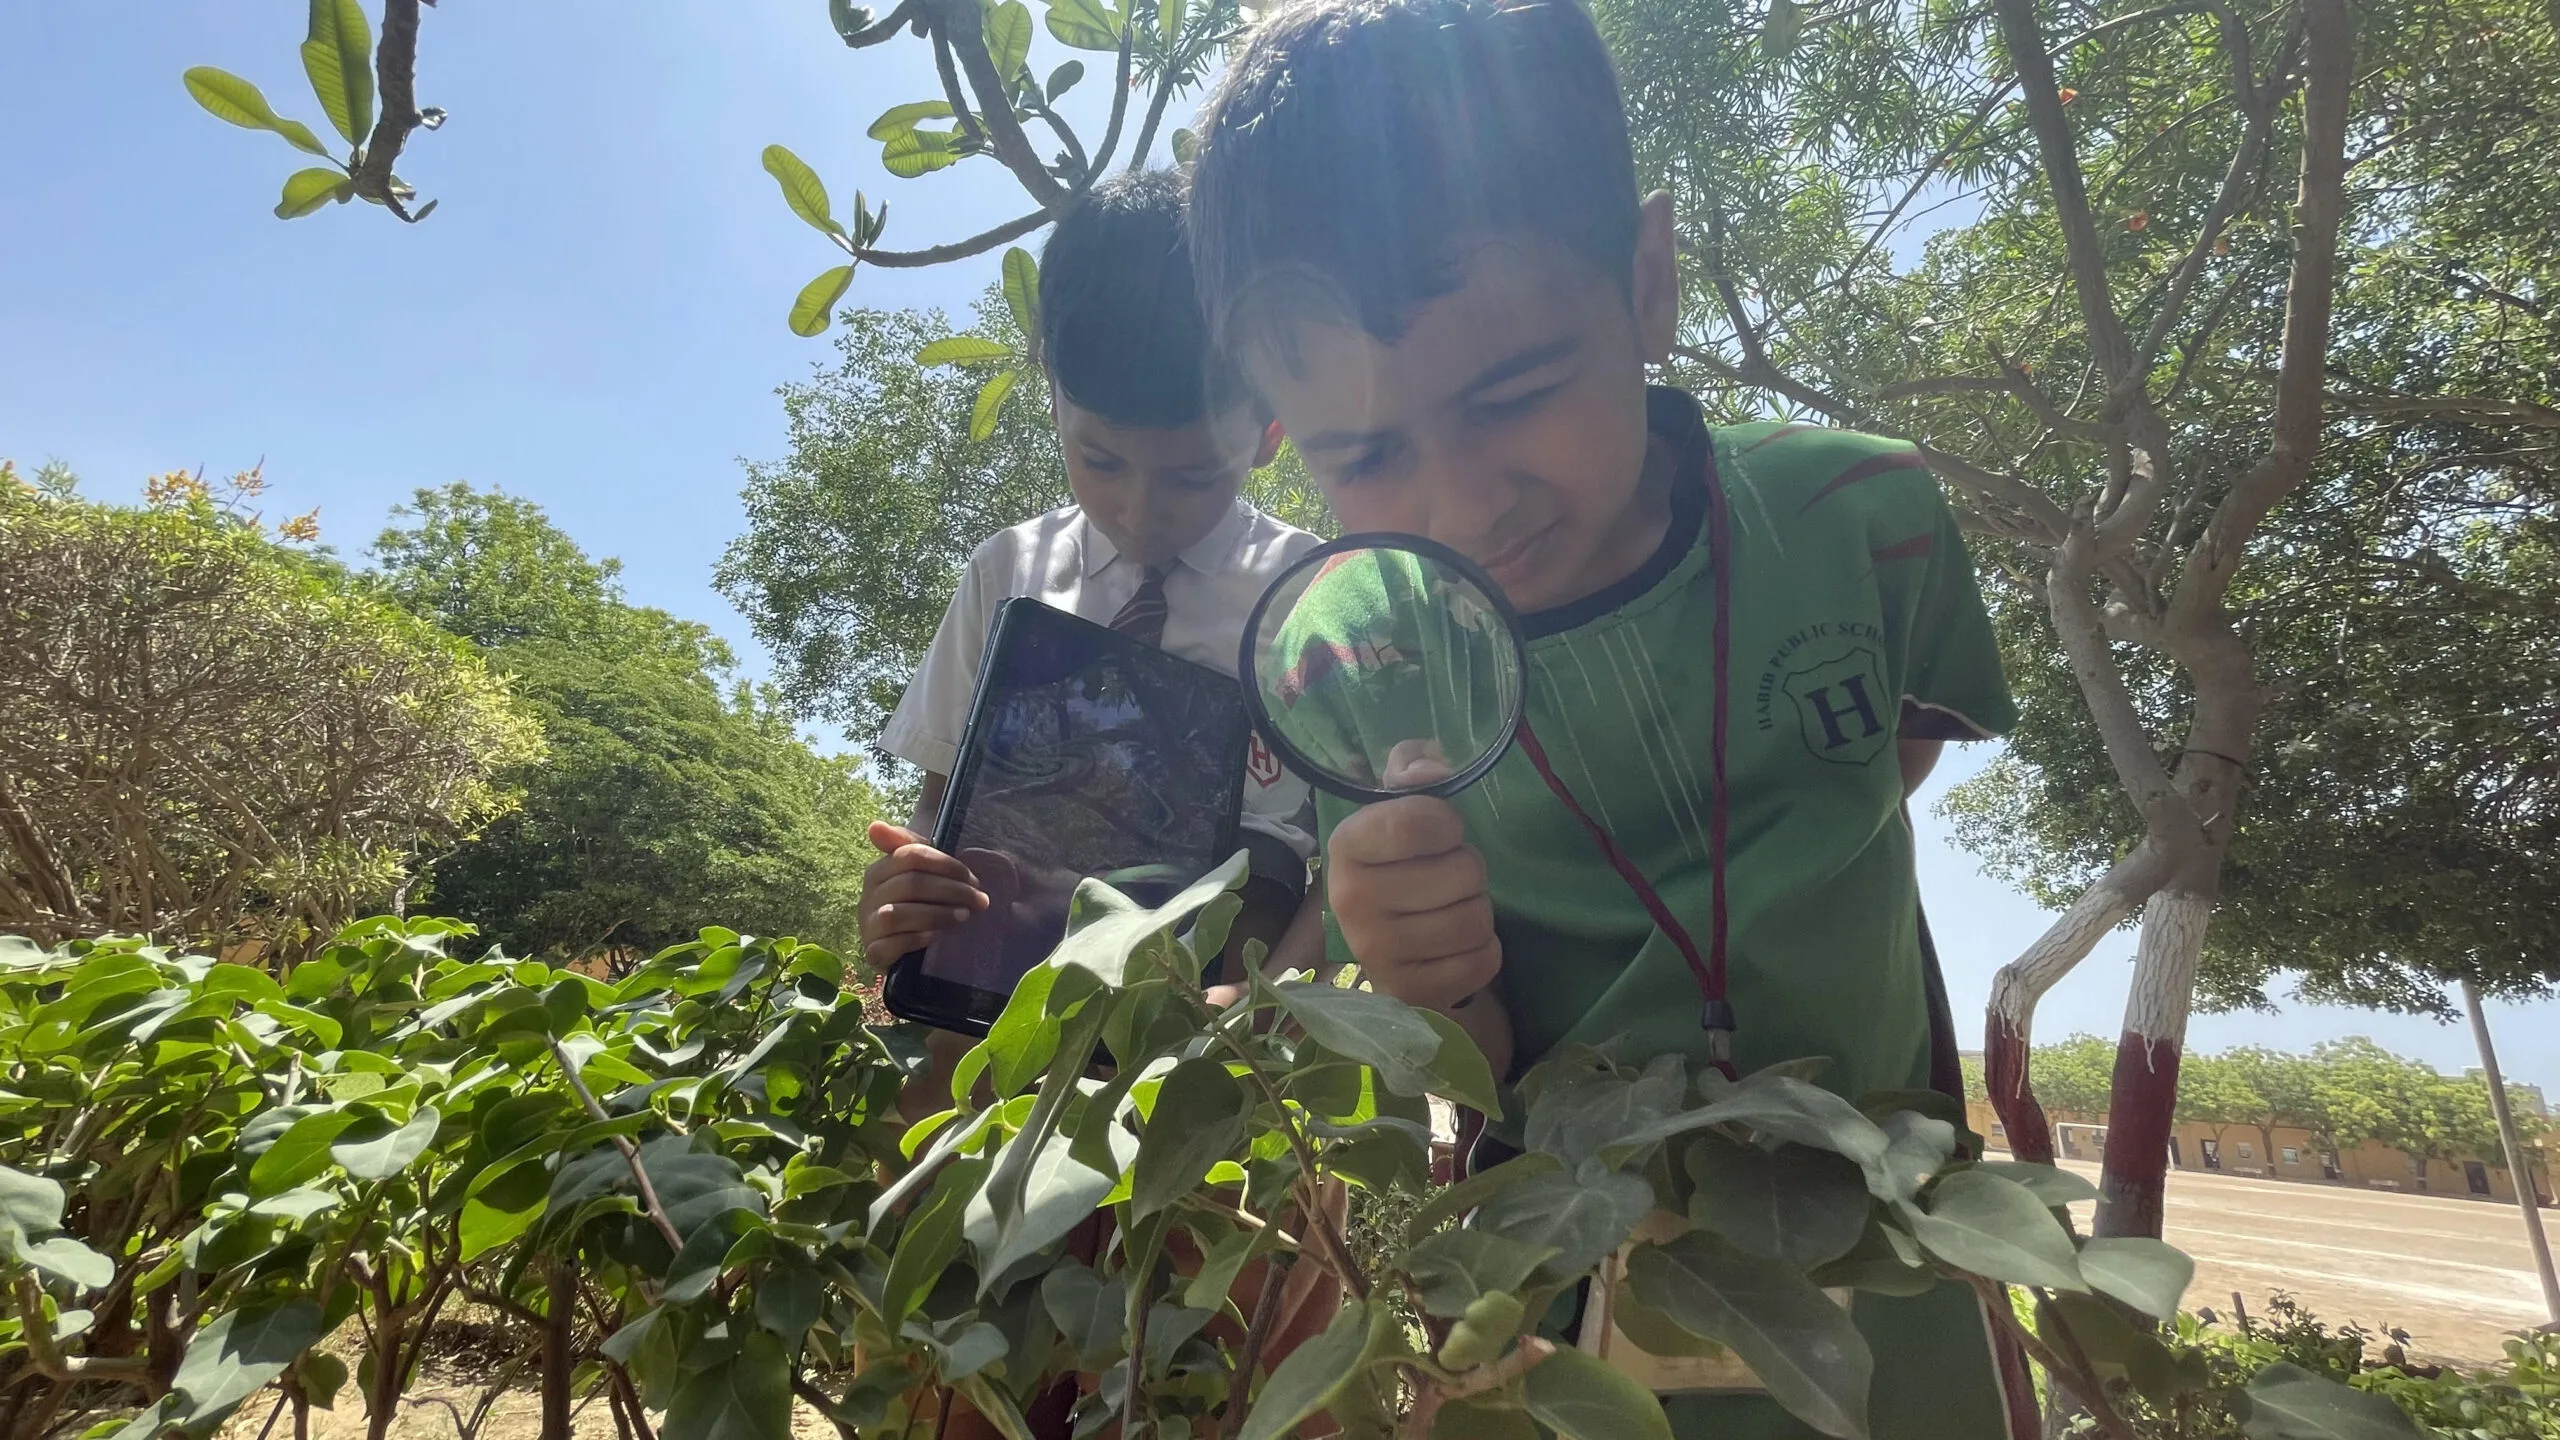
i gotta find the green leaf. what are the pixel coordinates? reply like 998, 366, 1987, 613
1045, 0, 1126, 52
761, 145, 844, 237
183, 68, 332, 158
755, 1266, 825, 1344
23, 1236, 114, 1291
881, 127, 961, 179
965, 1122, 1119, 1285
2239, 1362, 2424, 1438
1469, 1164, 1651, 1284
664, 1329, 792, 1440
1131, 1057, 1248, 1219
1403, 1228, 1557, 1316
884, 1156, 983, 1321
1625, 1231, 1872, 1439
917, 335, 1017, 367
168, 1300, 326, 1429
1905, 1169, 2086, 1291
1237, 1299, 1372, 1440
1969, 1160, 2097, 1208
2036, 1292, 2177, 1405
1763, 0, 1805, 55
1521, 1345, 1676, 1440
1407, 1151, 1562, 1239
1528, 1057, 1683, 1165
249, 1107, 360, 1193
1043, 850, 1245, 994
2076, 1236, 2194, 1321
1619, 1074, 1894, 1189
1870, 1109, 1957, 1204
985, 0, 1034, 82
1042, 1262, 1130, 1366
1433, 1397, 1540, 1440
1001, 247, 1041, 342
1416, 1008, 1504, 1118
1685, 1133, 1872, 1268
1046, 61, 1085, 102
1158, 0, 1188, 42
0, 1164, 68, 1250
199, 964, 285, 1007
866, 100, 954, 140
970, 369, 1020, 442
296, 1351, 350, 1409
1169, 127, 1198, 165
1274, 981, 1442, 1099
301, 0, 376, 146
331, 1106, 440, 1180
790, 265, 856, 338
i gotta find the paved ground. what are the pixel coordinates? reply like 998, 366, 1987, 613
2057, 1159, 2556, 1368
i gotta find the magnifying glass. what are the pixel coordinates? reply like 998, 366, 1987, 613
1238, 533, 1528, 804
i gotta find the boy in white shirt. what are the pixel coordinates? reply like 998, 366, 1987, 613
863, 169, 1324, 993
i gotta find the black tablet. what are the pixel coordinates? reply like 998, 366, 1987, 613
882, 598, 1249, 1035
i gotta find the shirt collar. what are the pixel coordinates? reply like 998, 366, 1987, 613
1077, 496, 1256, 579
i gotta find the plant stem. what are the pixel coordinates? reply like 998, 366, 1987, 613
548, 1037, 686, 1252
1218, 1255, 1293, 1440
1969, 1278, 2140, 1440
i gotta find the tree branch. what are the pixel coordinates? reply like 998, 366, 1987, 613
2130, 56, 2281, 375
838, 0, 920, 48
933, 0, 1065, 205
1989, 0, 2137, 389
854, 206, 1058, 268
2168, 0, 2353, 631
932, 28, 989, 149
2326, 393, 2560, 428
548, 1038, 686, 1253
352, 0, 427, 221
1881, 371, 2109, 440
2051, 517, 2187, 832
1913, 445, 2072, 544
1126, 74, 1179, 172
1081, 19, 1140, 176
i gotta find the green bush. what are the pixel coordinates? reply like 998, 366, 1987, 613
0, 876, 2415, 1440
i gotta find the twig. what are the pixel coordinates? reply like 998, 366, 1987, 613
1218, 1256, 1294, 1440
548, 1037, 686, 1253
11, 1274, 151, 1384
1969, 1278, 2141, 1440
1396, 1338, 1557, 1440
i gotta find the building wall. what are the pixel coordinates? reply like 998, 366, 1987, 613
1964, 1099, 2554, 1204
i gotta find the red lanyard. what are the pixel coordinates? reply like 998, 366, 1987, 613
1512, 444, 1735, 1076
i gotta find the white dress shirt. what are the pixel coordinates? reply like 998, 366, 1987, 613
882, 496, 1322, 879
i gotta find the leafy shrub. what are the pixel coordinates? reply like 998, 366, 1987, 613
0, 865, 2414, 1440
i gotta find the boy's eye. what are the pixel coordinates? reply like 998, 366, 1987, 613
1473, 382, 1561, 421
1332, 444, 1396, 485
1080, 451, 1126, 473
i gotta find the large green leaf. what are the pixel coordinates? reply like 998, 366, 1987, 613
1407, 1151, 1562, 1238
1045, 851, 1244, 992
23, 1236, 114, 1291
183, 68, 332, 157
331, 1105, 440, 1180
300, 0, 376, 146
1625, 1231, 1872, 1439
1869, 1109, 1957, 1203
1041, 1261, 1130, 1366
1237, 1299, 1372, 1440
790, 265, 856, 338
1001, 246, 1041, 340
2239, 1363, 2424, 1439
275, 165, 349, 219
1686, 1133, 1871, 1268
917, 335, 1018, 367
2076, 1236, 2194, 1321
1045, 0, 1126, 52
881, 127, 961, 179
1904, 1170, 2086, 1291
1469, 1165, 1651, 1283
1131, 1057, 1248, 1219
966, 1121, 1120, 1286
248, 1106, 358, 1193
1415, 1008, 1504, 1118
1402, 1228, 1557, 1316
1274, 980, 1448, 1101
884, 1156, 984, 1321
1522, 1346, 1676, 1440
867, 99, 954, 140
1620, 1074, 1895, 1192
0, 1164, 67, 1254
761, 145, 843, 236
664, 1329, 792, 1440
1969, 1160, 2098, 1207
970, 369, 1020, 442
1527, 1056, 1684, 1165
169, 1300, 326, 1429
985, 0, 1034, 82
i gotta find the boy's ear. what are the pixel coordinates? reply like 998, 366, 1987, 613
1253, 419, 1285, 470
1632, 190, 1680, 367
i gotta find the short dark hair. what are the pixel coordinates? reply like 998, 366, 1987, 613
1189, 0, 1640, 361
1037, 169, 1247, 428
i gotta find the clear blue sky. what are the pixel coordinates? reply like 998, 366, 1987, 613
5, 6, 2551, 1094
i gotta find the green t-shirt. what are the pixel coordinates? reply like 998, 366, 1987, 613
1300, 388, 2027, 1439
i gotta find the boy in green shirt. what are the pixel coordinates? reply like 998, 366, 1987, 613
1189, 2, 2034, 1434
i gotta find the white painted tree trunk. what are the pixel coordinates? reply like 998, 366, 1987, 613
2096, 886, 2212, 1237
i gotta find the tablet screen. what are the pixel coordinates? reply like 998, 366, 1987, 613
916, 600, 1247, 1006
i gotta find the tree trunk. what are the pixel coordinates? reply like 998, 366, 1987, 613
2463, 979, 2560, 1325
542, 1259, 577, 1440
1986, 842, 2171, 1164
2096, 886, 2214, 1236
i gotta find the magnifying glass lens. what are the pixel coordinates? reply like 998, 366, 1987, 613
1241, 537, 1528, 804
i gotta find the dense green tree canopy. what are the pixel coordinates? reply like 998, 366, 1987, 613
371, 484, 885, 958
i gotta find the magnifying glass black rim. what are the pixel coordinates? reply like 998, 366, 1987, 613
1238, 530, 1531, 806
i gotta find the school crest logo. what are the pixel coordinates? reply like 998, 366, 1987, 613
1783, 645, 1891, 765
1247, 734, 1284, 788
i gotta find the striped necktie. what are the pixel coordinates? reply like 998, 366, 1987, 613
1109, 563, 1171, 647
